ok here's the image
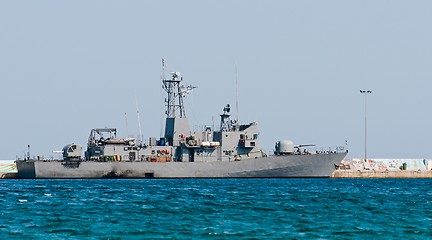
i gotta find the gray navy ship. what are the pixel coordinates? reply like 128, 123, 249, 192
16, 65, 347, 178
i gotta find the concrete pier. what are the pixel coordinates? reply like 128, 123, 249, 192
332, 170, 432, 178
331, 158, 432, 178
0, 162, 18, 179
0, 172, 18, 179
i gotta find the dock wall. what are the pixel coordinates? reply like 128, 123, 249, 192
0, 172, 18, 179
332, 170, 432, 178
332, 158, 432, 178
0, 163, 18, 179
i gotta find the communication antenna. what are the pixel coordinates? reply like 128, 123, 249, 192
235, 63, 239, 123
124, 112, 130, 136
135, 93, 143, 144
160, 59, 166, 137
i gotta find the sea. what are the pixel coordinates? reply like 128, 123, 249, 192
0, 178, 431, 239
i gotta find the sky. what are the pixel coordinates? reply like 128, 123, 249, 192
1, 0, 432, 160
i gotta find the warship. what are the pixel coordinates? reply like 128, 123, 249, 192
16, 65, 347, 178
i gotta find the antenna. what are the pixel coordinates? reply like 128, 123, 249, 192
161, 58, 166, 79
235, 63, 239, 123
135, 93, 143, 144
124, 112, 129, 137
160, 59, 166, 137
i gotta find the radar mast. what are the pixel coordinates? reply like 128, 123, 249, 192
162, 72, 195, 118
161, 60, 196, 146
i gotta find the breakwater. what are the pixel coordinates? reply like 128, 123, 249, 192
332, 158, 432, 178
332, 170, 432, 178
0, 163, 17, 179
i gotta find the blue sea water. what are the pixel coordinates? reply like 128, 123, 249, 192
0, 179, 431, 239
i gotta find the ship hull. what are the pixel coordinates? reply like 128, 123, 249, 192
16, 152, 346, 178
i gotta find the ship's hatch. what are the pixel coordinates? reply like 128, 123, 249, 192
129, 152, 136, 161
145, 172, 154, 178
189, 149, 195, 162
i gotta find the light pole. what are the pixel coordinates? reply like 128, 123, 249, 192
360, 90, 372, 162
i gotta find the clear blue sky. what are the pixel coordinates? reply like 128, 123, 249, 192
1, 1, 431, 160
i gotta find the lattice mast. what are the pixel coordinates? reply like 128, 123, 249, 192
161, 59, 196, 146
162, 72, 194, 118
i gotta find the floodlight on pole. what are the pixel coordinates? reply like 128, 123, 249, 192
360, 90, 372, 162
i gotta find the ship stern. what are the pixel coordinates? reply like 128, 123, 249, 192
15, 160, 37, 179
